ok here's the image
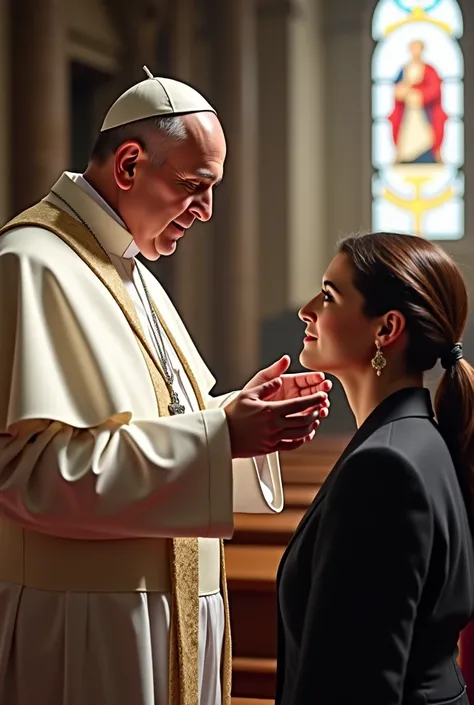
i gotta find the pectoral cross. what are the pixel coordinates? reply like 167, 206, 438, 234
168, 390, 186, 415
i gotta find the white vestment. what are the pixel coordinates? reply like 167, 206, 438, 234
0, 172, 283, 705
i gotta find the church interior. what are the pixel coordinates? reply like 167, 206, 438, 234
1, 0, 473, 702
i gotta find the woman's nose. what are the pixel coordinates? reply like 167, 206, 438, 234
298, 299, 317, 323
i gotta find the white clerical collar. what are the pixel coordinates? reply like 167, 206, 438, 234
45, 171, 139, 259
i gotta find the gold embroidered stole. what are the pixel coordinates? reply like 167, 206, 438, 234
0, 202, 232, 705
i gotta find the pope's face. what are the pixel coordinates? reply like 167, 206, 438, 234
115, 113, 226, 260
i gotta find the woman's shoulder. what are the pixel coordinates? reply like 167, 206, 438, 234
339, 439, 421, 489
363, 415, 452, 475
327, 442, 430, 526
336, 415, 453, 502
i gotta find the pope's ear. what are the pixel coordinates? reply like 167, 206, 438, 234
114, 141, 142, 190
376, 309, 406, 348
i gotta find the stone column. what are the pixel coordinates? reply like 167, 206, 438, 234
257, 0, 327, 362
166, 0, 210, 337
101, 0, 165, 128
324, 0, 370, 245
0, 0, 10, 224
287, 0, 326, 308
257, 0, 291, 323
210, 0, 259, 390
170, 0, 196, 78
11, 0, 69, 213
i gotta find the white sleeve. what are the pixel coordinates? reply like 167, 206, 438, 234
0, 413, 234, 540
208, 392, 284, 514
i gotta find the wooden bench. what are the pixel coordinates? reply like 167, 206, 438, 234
227, 434, 349, 698
232, 658, 277, 700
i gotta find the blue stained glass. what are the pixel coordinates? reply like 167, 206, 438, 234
371, 0, 464, 240
394, 0, 442, 12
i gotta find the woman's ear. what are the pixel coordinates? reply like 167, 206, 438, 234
375, 310, 406, 349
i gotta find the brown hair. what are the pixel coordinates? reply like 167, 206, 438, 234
339, 232, 474, 509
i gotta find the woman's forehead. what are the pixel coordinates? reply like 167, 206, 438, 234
323, 253, 352, 285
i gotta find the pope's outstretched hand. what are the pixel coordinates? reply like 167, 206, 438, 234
244, 355, 332, 404
224, 356, 331, 458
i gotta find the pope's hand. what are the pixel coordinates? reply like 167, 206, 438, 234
243, 356, 332, 412
225, 363, 329, 458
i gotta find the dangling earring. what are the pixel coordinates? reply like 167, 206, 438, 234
371, 340, 386, 377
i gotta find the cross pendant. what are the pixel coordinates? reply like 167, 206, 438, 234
168, 391, 185, 415
169, 401, 185, 415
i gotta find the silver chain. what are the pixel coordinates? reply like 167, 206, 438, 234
50, 190, 185, 415
134, 265, 173, 384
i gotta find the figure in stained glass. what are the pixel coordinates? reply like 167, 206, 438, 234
371, 0, 464, 240
389, 40, 447, 164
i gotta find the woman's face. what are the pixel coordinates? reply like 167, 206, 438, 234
299, 253, 378, 375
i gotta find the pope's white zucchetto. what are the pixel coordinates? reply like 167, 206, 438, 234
101, 66, 217, 132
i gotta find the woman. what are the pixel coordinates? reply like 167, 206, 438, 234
276, 232, 474, 705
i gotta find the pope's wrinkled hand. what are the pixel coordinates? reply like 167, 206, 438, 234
224, 373, 328, 459
243, 355, 332, 415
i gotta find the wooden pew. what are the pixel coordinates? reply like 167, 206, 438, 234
226, 434, 348, 699
232, 435, 346, 546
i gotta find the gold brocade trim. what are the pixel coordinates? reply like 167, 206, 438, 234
0, 202, 232, 705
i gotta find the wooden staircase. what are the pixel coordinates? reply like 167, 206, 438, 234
226, 434, 348, 703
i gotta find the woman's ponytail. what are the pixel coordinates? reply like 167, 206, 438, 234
435, 356, 474, 516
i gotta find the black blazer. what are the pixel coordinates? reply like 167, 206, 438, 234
276, 388, 474, 705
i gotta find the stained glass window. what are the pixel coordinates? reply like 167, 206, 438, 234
371, 0, 464, 239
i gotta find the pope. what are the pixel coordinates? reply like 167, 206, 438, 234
0, 68, 331, 705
